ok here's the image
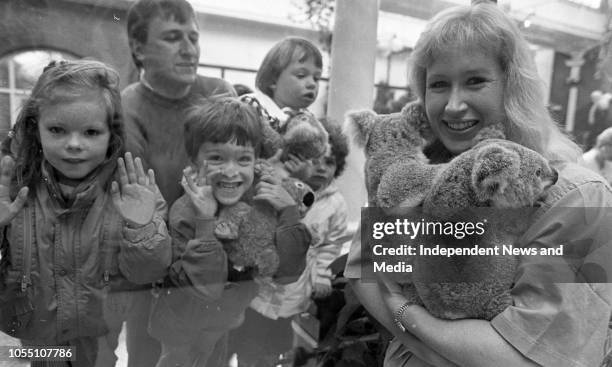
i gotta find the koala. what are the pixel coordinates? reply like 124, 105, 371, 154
214, 166, 315, 278
255, 110, 329, 181
280, 112, 329, 162
349, 105, 558, 320
411, 138, 558, 320
346, 101, 432, 207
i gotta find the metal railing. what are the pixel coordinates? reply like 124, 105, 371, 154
198, 62, 410, 93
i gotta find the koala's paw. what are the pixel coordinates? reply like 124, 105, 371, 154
214, 221, 239, 240
482, 290, 513, 320
474, 123, 506, 143
399, 282, 424, 307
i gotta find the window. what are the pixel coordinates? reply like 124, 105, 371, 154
0, 49, 77, 137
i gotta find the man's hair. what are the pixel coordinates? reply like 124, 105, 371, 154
409, 3, 581, 162
255, 37, 323, 98
183, 97, 263, 161
126, 0, 196, 69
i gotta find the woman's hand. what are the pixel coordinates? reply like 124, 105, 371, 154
112, 152, 158, 227
0, 155, 28, 227
181, 162, 217, 218
254, 173, 296, 212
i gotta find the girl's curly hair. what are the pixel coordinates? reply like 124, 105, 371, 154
6, 59, 125, 197
319, 117, 348, 178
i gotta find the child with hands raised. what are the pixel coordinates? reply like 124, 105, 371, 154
149, 97, 310, 367
0, 60, 171, 367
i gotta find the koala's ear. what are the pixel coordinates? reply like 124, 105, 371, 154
401, 101, 434, 143
344, 110, 378, 148
471, 145, 520, 201
474, 122, 506, 144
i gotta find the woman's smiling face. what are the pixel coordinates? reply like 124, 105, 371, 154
424, 45, 506, 155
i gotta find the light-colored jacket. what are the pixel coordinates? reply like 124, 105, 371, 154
250, 183, 349, 319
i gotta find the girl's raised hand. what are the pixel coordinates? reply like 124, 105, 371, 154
284, 153, 314, 182
254, 173, 296, 212
0, 155, 28, 227
181, 162, 217, 217
111, 152, 158, 227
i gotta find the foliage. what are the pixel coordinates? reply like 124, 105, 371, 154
295, 0, 335, 52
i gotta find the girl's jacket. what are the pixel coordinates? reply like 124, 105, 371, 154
0, 161, 171, 343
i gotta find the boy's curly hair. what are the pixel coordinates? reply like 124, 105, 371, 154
319, 117, 348, 178
8, 59, 124, 197
183, 97, 263, 161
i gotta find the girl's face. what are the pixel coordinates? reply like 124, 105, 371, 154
271, 54, 321, 110
305, 144, 336, 192
425, 45, 506, 155
38, 92, 110, 180
196, 140, 255, 207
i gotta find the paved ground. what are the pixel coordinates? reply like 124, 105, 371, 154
0, 326, 128, 367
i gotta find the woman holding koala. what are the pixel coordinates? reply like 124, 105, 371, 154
345, 3, 612, 367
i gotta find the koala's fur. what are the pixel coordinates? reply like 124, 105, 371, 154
214, 165, 315, 278
259, 110, 328, 162
348, 107, 558, 320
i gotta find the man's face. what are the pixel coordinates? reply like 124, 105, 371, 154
132, 15, 200, 91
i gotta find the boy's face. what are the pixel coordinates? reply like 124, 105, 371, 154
271, 54, 321, 110
132, 15, 200, 91
195, 140, 255, 206
305, 144, 336, 192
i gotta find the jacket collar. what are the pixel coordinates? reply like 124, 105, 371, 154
39, 159, 115, 213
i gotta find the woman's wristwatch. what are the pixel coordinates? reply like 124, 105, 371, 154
394, 301, 412, 332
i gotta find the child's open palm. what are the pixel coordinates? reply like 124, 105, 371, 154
0, 155, 28, 227
111, 152, 158, 227
181, 163, 217, 217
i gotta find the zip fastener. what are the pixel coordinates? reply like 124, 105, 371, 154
21, 206, 33, 292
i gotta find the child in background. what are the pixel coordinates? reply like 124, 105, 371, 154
231, 118, 349, 367
581, 127, 612, 184
0, 60, 171, 367
149, 97, 310, 367
241, 36, 323, 162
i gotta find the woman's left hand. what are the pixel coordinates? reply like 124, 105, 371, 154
254, 174, 296, 211
379, 274, 413, 318
112, 152, 158, 227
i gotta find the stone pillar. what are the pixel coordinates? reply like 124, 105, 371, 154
327, 0, 379, 223
564, 52, 585, 132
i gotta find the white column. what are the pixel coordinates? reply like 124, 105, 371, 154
327, 0, 379, 222
564, 52, 585, 133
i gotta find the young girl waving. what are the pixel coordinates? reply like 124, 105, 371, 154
0, 60, 171, 367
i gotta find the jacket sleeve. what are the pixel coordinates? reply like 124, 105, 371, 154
167, 197, 228, 301
491, 181, 612, 367
118, 191, 172, 284
273, 205, 311, 284
312, 205, 349, 286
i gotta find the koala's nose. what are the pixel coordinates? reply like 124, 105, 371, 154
549, 168, 559, 185
302, 192, 315, 207
542, 167, 559, 190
